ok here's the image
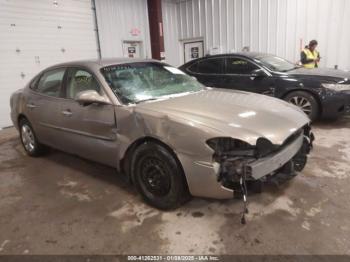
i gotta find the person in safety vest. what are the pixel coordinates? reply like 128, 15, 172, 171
301, 40, 320, 68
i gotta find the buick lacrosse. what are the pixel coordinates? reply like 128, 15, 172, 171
10, 59, 313, 210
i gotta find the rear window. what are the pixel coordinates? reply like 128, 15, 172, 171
226, 57, 258, 74
197, 58, 224, 74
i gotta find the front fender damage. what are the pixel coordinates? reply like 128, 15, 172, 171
211, 125, 314, 224
116, 105, 314, 224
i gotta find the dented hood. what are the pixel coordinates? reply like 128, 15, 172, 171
136, 89, 310, 145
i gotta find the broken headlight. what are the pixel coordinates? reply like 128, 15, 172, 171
206, 137, 256, 183
206, 137, 256, 161
207, 136, 277, 161
255, 137, 277, 157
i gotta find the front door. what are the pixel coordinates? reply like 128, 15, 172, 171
59, 68, 118, 167
222, 57, 275, 95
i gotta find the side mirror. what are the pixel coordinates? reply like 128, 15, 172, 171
75, 90, 110, 105
251, 69, 266, 79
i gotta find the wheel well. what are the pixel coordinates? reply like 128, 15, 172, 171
17, 114, 27, 125
121, 137, 189, 191
282, 89, 322, 114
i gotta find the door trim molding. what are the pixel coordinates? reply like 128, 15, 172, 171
39, 122, 116, 141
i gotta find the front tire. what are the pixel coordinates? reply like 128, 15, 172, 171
131, 142, 189, 210
19, 118, 46, 157
284, 91, 319, 121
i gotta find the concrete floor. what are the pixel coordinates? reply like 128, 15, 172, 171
0, 117, 349, 255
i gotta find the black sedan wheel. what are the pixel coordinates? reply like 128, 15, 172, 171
131, 142, 189, 209
284, 91, 319, 121
19, 118, 46, 156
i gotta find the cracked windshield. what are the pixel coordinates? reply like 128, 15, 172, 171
101, 62, 204, 104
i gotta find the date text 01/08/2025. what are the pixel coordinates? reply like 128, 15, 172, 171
127, 255, 220, 261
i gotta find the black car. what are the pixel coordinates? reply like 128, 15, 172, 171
179, 52, 350, 120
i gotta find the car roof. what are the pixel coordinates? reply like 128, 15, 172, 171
47, 58, 164, 70
206, 52, 271, 58
181, 52, 272, 66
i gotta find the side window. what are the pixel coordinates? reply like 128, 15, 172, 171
197, 58, 224, 74
36, 68, 65, 97
29, 75, 40, 90
226, 58, 258, 74
187, 62, 198, 73
66, 69, 100, 99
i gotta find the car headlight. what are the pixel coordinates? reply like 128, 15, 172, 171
206, 137, 255, 159
322, 83, 350, 91
206, 137, 255, 181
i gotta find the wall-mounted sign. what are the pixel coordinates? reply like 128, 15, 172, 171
128, 47, 136, 54
184, 40, 204, 63
160, 51, 165, 61
159, 22, 163, 37
191, 47, 199, 59
123, 41, 142, 58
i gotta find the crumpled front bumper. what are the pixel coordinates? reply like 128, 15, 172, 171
185, 129, 314, 199
183, 127, 313, 199
221, 128, 313, 193
248, 133, 303, 180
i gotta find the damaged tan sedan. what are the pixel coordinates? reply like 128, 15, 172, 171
10, 59, 314, 211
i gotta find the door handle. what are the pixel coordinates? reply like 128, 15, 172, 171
62, 110, 72, 117
26, 103, 37, 109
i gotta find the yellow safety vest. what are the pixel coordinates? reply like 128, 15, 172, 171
303, 48, 319, 69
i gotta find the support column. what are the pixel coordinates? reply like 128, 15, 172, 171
147, 0, 165, 60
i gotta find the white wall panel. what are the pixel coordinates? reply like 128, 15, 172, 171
94, 0, 151, 58
0, 0, 98, 128
163, 0, 350, 70
163, 0, 182, 66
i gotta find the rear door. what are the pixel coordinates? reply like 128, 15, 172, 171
25, 67, 67, 148
58, 67, 118, 167
188, 57, 225, 88
222, 57, 274, 94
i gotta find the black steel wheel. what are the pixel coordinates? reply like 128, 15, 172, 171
139, 156, 171, 197
131, 141, 190, 209
284, 91, 319, 121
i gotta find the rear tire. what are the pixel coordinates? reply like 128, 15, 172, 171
131, 142, 190, 210
19, 118, 47, 157
284, 91, 319, 121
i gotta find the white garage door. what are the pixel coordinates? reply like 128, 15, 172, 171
0, 0, 98, 128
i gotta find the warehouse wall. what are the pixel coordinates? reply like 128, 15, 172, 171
162, 0, 182, 66
163, 0, 350, 70
94, 0, 151, 58
0, 0, 99, 128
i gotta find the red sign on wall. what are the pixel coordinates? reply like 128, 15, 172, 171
130, 28, 141, 36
